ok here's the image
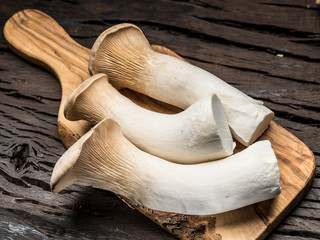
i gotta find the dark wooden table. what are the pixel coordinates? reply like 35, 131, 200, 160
1, 0, 319, 239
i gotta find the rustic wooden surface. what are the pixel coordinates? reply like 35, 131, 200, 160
2, 8, 316, 240
0, 0, 319, 239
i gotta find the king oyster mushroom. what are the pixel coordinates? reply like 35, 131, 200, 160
64, 73, 234, 163
88, 23, 274, 146
50, 118, 281, 215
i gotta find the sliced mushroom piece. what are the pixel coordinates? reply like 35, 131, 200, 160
64, 73, 234, 163
88, 23, 274, 146
50, 119, 281, 215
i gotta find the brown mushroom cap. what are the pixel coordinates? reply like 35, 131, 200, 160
50, 125, 94, 192
64, 73, 108, 122
89, 23, 153, 90
50, 119, 139, 194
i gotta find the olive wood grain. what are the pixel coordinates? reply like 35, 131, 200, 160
3, 9, 316, 240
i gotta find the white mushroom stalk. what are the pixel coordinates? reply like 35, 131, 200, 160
50, 119, 281, 215
64, 73, 234, 163
88, 23, 274, 146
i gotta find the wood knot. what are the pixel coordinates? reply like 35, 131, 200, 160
10, 143, 39, 171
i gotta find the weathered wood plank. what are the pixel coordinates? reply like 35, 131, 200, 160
276, 216, 320, 238
184, 0, 320, 33
1, 0, 319, 61
268, 233, 320, 240
74, 0, 320, 60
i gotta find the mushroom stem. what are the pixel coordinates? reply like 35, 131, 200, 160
89, 23, 274, 146
64, 73, 234, 163
51, 119, 281, 215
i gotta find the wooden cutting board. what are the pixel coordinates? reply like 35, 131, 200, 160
4, 9, 316, 240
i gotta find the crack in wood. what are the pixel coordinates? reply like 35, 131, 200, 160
9, 143, 34, 171
0, 169, 30, 188
15, 128, 61, 142
272, 109, 320, 127
191, 15, 318, 37
274, 229, 320, 239
5, 92, 44, 104
165, 0, 224, 11
254, 204, 270, 226
20, 176, 51, 191
79, 20, 107, 26
262, 2, 320, 10
255, 97, 320, 118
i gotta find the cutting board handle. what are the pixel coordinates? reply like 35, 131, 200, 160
4, 9, 92, 147
3, 9, 90, 82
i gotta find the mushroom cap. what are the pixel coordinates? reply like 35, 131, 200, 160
64, 73, 107, 121
50, 118, 139, 195
89, 23, 151, 84
50, 122, 95, 192
88, 23, 155, 90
